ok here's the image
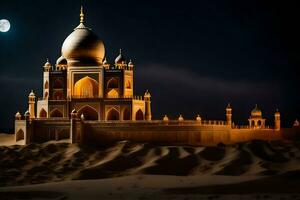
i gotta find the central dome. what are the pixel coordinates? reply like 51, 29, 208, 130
62, 24, 105, 66
61, 8, 105, 66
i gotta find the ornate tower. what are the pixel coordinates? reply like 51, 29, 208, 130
274, 109, 281, 131
28, 90, 36, 119
144, 90, 152, 121
226, 103, 232, 126
43, 59, 52, 100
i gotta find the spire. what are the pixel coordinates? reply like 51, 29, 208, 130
80, 6, 85, 23
226, 103, 231, 109
119, 48, 122, 55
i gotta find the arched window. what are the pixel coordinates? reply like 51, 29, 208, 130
44, 92, 48, 99
53, 79, 63, 89
106, 108, 120, 120
50, 109, 63, 118
39, 108, 47, 118
16, 129, 24, 141
123, 108, 130, 120
74, 76, 99, 98
125, 80, 131, 89
107, 78, 119, 89
78, 106, 98, 120
44, 81, 49, 89
135, 109, 144, 120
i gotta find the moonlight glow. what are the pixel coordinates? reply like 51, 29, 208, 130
0, 19, 11, 32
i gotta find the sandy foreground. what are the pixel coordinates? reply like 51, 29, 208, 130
1, 133, 300, 199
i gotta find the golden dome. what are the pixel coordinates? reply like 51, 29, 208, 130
251, 104, 262, 118
61, 7, 105, 66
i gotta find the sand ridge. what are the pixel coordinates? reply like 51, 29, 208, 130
0, 137, 300, 187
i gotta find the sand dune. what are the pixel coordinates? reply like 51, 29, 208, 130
0, 135, 300, 187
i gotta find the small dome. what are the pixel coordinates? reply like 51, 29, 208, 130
103, 57, 108, 65
15, 111, 21, 118
56, 56, 67, 66
44, 58, 52, 68
196, 114, 201, 121
275, 109, 280, 116
128, 59, 134, 67
178, 114, 184, 121
24, 110, 30, 116
144, 90, 151, 98
115, 49, 126, 64
251, 104, 262, 117
163, 115, 169, 121
29, 90, 35, 97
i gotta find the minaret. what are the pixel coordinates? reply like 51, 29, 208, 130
144, 90, 152, 121
28, 90, 36, 119
274, 109, 281, 131
226, 103, 232, 127
43, 59, 51, 100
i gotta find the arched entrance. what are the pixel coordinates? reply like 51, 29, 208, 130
106, 108, 120, 120
50, 109, 63, 118
78, 105, 99, 120
74, 76, 99, 98
16, 129, 24, 141
135, 109, 144, 120
39, 108, 47, 118
123, 108, 130, 120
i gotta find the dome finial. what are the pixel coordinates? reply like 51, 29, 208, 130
119, 48, 122, 55
80, 6, 85, 23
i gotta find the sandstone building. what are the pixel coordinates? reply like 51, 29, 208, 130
14, 7, 299, 146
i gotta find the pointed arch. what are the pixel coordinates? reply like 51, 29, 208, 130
39, 108, 47, 118
106, 108, 120, 120
78, 105, 99, 120
44, 92, 48, 99
107, 78, 119, 89
123, 107, 131, 120
135, 109, 144, 120
16, 129, 24, 141
44, 81, 49, 89
53, 79, 63, 89
125, 80, 131, 89
74, 76, 99, 98
50, 108, 63, 118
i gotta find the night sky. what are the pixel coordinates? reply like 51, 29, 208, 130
0, 0, 299, 132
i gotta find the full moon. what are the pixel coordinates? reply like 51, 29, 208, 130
0, 19, 11, 32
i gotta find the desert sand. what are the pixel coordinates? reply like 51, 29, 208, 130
0, 133, 300, 199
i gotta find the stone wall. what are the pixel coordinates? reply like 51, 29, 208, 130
15, 119, 298, 146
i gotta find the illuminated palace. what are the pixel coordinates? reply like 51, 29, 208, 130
14, 7, 299, 145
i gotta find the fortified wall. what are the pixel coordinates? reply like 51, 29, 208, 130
15, 115, 296, 146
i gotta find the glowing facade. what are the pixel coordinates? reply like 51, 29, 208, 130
36, 7, 150, 122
